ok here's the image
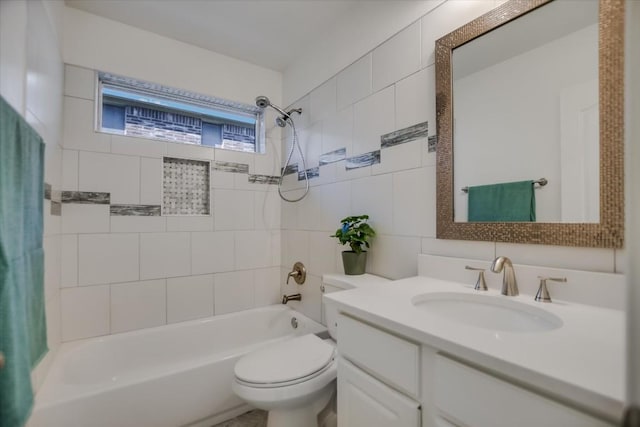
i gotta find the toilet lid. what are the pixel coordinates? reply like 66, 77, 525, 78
234, 334, 335, 385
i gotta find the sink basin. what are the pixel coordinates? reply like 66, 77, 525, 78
411, 292, 563, 333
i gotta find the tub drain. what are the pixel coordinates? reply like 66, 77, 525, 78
291, 317, 298, 329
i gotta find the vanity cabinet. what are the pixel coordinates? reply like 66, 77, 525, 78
336, 311, 615, 427
337, 313, 421, 427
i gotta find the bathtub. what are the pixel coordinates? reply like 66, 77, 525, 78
28, 305, 325, 427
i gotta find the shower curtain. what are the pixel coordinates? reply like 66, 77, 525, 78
0, 96, 48, 427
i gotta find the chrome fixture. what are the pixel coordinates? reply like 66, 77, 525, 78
461, 177, 548, 193
535, 276, 567, 303
290, 317, 299, 329
255, 95, 308, 203
465, 266, 487, 291
490, 256, 518, 296
286, 262, 307, 285
282, 293, 302, 304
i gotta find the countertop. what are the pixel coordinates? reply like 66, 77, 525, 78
324, 275, 625, 422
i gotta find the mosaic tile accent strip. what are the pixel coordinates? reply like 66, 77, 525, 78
248, 174, 280, 185
212, 161, 249, 174
163, 157, 210, 215
345, 150, 380, 170
61, 191, 110, 204
381, 121, 428, 148
50, 202, 61, 216
319, 148, 347, 165
44, 183, 52, 200
428, 135, 438, 153
298, 167, 320, 181
110, 204, 161, 216
281, 164, 298, 176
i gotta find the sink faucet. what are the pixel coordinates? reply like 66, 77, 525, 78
490, 256, 518, 296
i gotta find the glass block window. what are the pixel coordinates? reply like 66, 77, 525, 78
97, 72, 264, 153
162, 157, 210, 216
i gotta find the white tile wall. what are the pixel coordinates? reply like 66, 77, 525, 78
372, 21, 421, 92
110, 216, 166, 233
61, 285, 110, 341
140, 157, 162, 205
79, 151, 140, 204
308, 231, 339, 276
322, 106, 353, 155
191, 231, 235, 275
62, 96, 110, 152
64, 64, 94, 100
310, 77, 337, 124
392, 166, 434, 237
372, 139, 423, 175
395, 66, 435, 131
140, 232, 191, 279
60, 234, 78, 287
167, 275, 214, 323
235, 231, 273, 270
337, 54, 372, 110
253, 267, 281, 307
214, 189, 254, 230
62, 149, 78, 190
111, 279, 166, 333
351, 174, 394, 235
166, 216, 214, 232
111, 135, 167, 158
255, 190, 280, 230
352, 86, 395, 155
61, 204, 110, 234
214, 270, 254, 315
78, 233, 139, 285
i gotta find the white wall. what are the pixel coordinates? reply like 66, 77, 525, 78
0, 0, 65, 391
278, 0, 627, 323
58, 8, 286, 341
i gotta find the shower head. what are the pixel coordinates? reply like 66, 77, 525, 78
255, 95, 302, 127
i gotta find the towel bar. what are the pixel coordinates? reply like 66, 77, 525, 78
462, 178, 548, 193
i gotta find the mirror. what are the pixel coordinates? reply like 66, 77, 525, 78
435, 0, 624, 247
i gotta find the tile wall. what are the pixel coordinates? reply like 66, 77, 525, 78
59, 65, 283, 341
279, 0, 626, 322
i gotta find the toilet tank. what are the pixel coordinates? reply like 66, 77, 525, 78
321, 273, 390, 340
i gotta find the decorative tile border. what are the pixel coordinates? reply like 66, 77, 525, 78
44, 183, 52, 200
381, 121, 428, 148
248, 174, 280, 185
281, 164, 299, 176
319, 148, 347, 165
110, 204, 161, 216
62, 191, 110, 204
428, 135, 438, 153
298, 167, 320, 181
345, 150, 381, 170
212, 161, 249, 174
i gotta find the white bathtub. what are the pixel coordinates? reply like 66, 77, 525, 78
28, 305, 325, 427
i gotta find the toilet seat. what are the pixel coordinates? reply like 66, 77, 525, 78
234, 334, 335, 388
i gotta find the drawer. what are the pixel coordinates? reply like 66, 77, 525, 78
337, 313, 420, 398
434, 355, 614, 427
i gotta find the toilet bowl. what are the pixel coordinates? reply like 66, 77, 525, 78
232, 273, 389, 427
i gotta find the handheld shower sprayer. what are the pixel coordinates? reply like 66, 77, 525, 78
255, 95, 308, 202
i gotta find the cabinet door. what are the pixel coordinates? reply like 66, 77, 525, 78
338, 358, 420, 427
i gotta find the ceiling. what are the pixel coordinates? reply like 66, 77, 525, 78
65, 0, 361, 72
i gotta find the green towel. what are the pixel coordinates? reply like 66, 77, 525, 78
0, 96, 48, 427
468, 180, 536, 222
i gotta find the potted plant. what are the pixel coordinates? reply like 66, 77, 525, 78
331, 215, 376, 275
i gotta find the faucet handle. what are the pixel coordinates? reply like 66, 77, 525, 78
535, 276, 567, 303
465, 266, 488, 291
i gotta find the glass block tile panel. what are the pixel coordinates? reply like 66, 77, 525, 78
163, 157, 210, 215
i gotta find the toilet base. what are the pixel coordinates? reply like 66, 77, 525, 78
265, 382, 335, 427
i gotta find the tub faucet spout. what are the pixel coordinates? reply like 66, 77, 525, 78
490, 256, 519, 296
282, 293, 302, 304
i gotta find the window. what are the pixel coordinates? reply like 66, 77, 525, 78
97, 72, 264, 153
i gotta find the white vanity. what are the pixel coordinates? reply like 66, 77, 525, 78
323, 255, 625, 427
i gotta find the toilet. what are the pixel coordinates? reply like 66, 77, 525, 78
232, 273, 390, 427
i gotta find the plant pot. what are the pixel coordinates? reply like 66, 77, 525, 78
341, 251, 367, 275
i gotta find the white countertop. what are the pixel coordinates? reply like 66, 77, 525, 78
324, 275, 625, 422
